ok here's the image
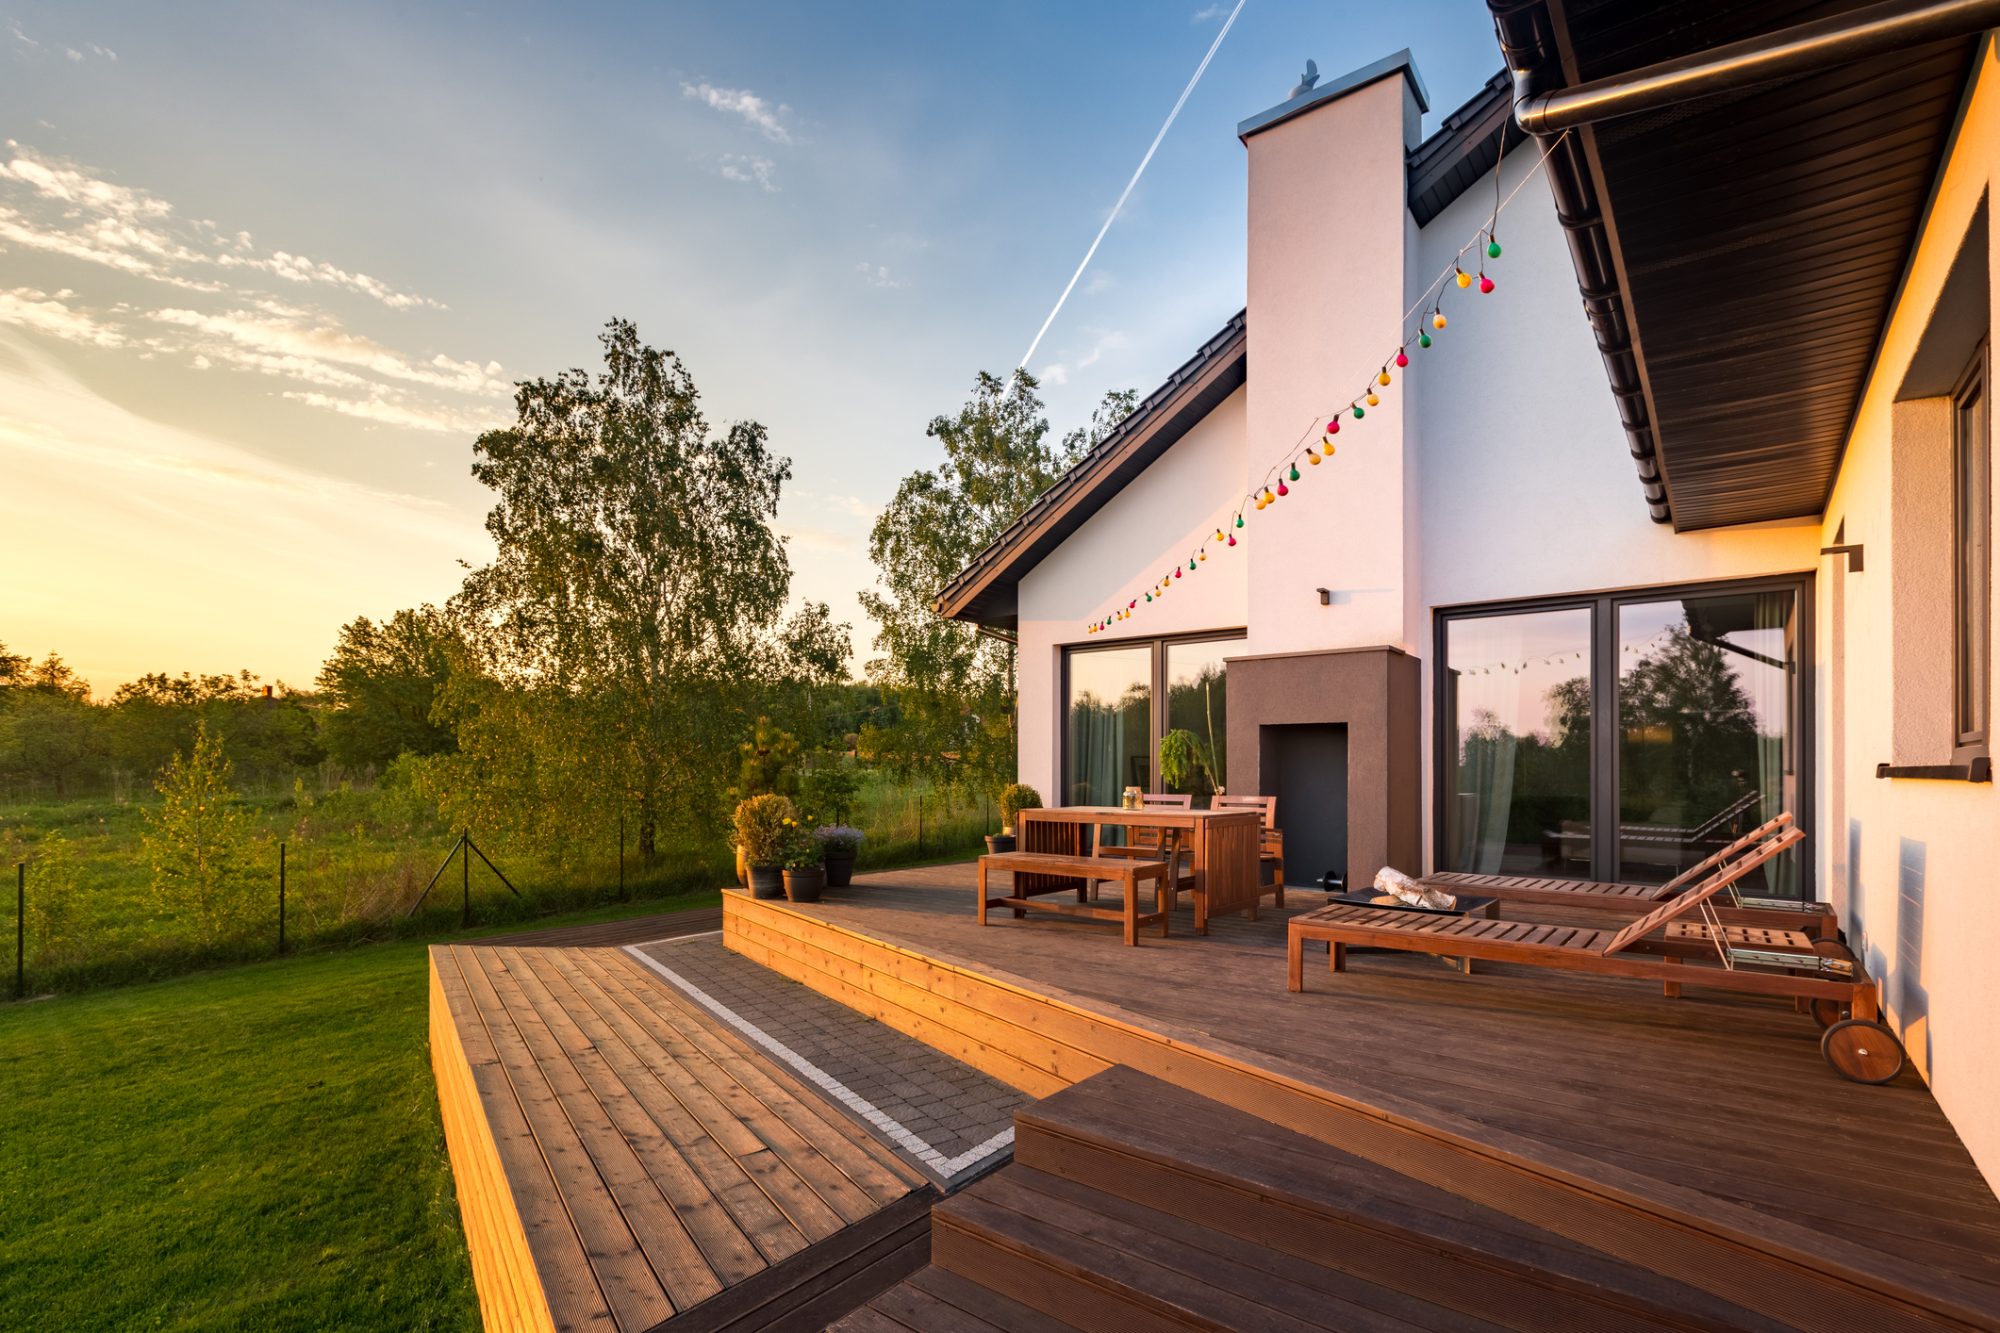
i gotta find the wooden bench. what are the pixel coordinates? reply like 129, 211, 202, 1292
978, 851, 1171, 946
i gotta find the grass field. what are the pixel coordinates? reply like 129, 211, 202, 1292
0, 768, 988, 995
0, 892, 721, 1332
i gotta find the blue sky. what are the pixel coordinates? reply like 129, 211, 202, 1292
0, 0, 1503, 690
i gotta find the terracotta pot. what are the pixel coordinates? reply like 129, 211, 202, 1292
783, 865, 826, 903
824, 854, 856, 888
747, 864, 785, 899
985, 834, 1016, 855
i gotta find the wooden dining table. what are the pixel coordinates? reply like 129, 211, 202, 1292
1016, 805, 1265, 935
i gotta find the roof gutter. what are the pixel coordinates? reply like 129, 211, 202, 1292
1491, 0, 1671, 521
1490, 0, 2000, 525
1515, 0, 2000, 133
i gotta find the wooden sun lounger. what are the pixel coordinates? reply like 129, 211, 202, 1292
1288, 829, 1906, 1084
1421, 813, 1835, 938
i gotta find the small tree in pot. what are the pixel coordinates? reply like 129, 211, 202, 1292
814, 825, 864, 887
778, 819, 825, 903
733, 793, 794, 898
988, 782, 1042, 854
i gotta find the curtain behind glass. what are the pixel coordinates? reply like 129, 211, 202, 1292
1065, 647, 1149, 806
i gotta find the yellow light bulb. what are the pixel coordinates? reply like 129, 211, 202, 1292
1307, 452, 1321, 466
1378, 370, 1392, 386
1456, 270, 1472, 289
1366, 391, 1380, 407
1434, 312, 1448, 330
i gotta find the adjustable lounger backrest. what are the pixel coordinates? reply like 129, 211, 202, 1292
1602, 827, 1806, 956
1658, 811, 1795, 895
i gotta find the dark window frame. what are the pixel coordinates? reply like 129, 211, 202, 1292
1953, 339, 1991, 760
1432, 573, 1814, 896
1060, 628, 1246, 802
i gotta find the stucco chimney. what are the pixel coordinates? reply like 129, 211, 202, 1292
1239, 52, 1428, 657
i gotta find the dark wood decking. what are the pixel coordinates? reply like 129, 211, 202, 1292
734, 865, 2000, 1331
429, 938, 930, 1332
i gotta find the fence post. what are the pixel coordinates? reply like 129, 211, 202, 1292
14, 862, 23, 1000
278, 841, 287, 957
619, 813, 627, 902
461, 828, 471, 929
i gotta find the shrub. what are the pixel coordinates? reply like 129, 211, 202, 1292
814, 824, 863, 858
732, 793, 794, 866
143, 721, 254, 946
25, 829, 89, 965
997, 782, 1042, 833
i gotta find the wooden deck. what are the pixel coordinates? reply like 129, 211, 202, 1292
730, 865, 2000, 1331
429, 933, 932, 1332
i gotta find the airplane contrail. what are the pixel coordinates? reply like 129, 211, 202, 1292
1018, 0, 1248, 371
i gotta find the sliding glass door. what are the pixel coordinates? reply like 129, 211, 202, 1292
1437, 577, 1810, 896
1617, 589, 1800, 896
1440, 607, 1594, 875
1063, 633, 1241, 808
1064, 646, 1151, 806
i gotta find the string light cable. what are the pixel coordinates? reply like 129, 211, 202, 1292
1084, 130, 1572, 635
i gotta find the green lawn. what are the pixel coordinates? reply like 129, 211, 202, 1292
0, 891, 719, 1331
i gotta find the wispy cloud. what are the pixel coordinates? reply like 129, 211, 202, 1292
0, 287, 124, 347
854, 261, 906, 290
717, 153, 778, 192
681, 82, 794, 144
279, 389, 500, 435
148, 306, 508, 396
1037, 327, 1126, 388
0, 142, 440, 309
1191, 5, 1229, 21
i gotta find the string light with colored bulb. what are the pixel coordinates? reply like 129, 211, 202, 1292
1077, 131, 1566, 636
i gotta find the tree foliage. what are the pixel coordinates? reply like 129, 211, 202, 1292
861, 370, 1134, 798
316, 606, 460, 768
433, 318, 846, 860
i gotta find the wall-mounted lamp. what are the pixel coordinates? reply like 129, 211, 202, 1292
1316, 587, 1331, 606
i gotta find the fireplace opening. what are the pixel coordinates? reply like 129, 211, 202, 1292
1259, 722, 1348, 891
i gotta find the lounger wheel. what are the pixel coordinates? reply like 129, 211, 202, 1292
1808, 939, 1858, 1028
1821, 1019, 1905, 1085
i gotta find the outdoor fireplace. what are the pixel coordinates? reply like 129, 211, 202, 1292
1225, 646, 1422, 886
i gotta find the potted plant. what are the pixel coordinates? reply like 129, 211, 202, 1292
1158, 728, 1219, 804
778, 819, 825, 903
733, 793, 794, 899
989, 782, 1042, 854
815, 824, 864, 887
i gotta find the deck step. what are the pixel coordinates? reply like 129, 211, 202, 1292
933, 1164, 1541, 1332
828, 1265, 1080, 1332
1003, 1066, 1780, 1332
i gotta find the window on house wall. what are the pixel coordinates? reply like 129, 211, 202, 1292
1437, 577, 1810, 898
1063, 633, 1242, 808
1955, 342, 1990, 756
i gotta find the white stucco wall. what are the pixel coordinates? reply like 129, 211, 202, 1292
1014, 386, 1249, 803
1816, 39, 1998, 1191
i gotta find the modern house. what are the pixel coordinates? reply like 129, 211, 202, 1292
429, 6, 2000, 1330
936, 5, 2000, 1190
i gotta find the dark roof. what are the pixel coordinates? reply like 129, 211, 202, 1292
1407, 70, 1530, 227
935, 69, 1537, 630
933, 312, 1247, 630
1494, 0, 1983, 530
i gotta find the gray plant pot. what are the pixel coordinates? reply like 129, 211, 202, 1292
985, 834, 1016, 855
747, 865, 785, 899
824, 854, 856, 888
783, 865, 826, 903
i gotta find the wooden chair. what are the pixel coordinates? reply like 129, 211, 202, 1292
1286, 829, 1906, 1084
1093, 793, 1192, 900
1420, 814, 1833, 937
1214, 793, 1283, 906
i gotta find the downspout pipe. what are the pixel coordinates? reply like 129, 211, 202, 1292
1515, 0, 2000, 133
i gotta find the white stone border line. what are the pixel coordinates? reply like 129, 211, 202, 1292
622, 941, 1014, 1186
